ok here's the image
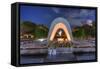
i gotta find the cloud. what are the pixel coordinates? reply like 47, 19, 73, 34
52, 8, 60, 14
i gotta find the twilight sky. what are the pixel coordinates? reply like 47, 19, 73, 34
20, 5, 96, 28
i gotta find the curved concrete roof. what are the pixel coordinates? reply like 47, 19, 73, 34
48, 17, 73, 42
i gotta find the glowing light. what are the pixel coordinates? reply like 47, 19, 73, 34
49, 23, 71, 42
86, 20, 93, 26
37, 38, 45, 42
58, 30, 62, 36
57, 38, 64, 42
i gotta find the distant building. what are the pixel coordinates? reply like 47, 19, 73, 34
20, 32, 34, 40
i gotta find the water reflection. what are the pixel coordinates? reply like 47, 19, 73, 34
20, 39, 96, 64
20, 52, 95, 64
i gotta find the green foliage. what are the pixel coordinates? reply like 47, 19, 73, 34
35, 25, 48, 38
72, 22, 95, 39
20, 21, 49, 39
20, 21, 36, 33
73, 27, 85, 39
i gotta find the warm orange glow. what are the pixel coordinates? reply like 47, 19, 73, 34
50, 23, 71, 42
57, 38, 64, 42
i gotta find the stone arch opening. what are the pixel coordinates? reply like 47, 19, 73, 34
54, 28, 68, 42
48, 17, 73, 43
49, 22, 72, 43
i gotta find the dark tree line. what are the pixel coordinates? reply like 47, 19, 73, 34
72, 22, 95, 39
20, 21, 49, 39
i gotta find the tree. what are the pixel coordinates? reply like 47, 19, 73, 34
73, 27, 85, 39
20, 21, 49, 39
